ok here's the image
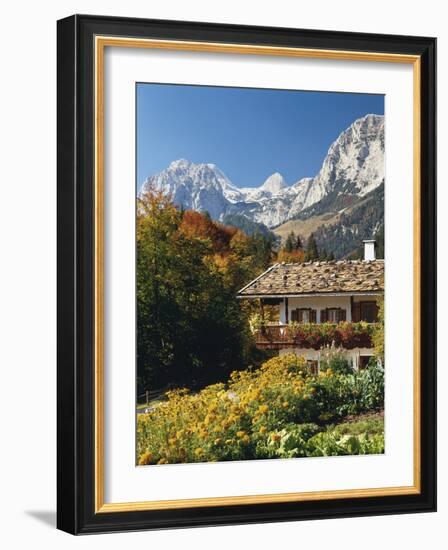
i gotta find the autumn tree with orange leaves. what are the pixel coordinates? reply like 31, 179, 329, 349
137, 187, 274, 394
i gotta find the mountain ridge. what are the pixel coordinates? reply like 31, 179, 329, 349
140, 113, 384, 232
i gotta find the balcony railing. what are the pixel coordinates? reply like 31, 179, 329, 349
254, 322, 377, 350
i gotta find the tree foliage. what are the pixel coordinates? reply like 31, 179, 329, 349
305, 233, 319, 261
278, 231, 305, 263
137, 187, 274, 393
314, 185, 384, 259
372, 297, 385, 363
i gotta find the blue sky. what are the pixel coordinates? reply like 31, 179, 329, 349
136, 83, 384, 189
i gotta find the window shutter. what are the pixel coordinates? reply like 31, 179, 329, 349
320, 309, 327, 323
297, 309, 303, 323
373, 303, 379, 322
291, 309, 298, 322
338, 308, 346, 322
352, 302, 361, 322
310, 309, 317, 323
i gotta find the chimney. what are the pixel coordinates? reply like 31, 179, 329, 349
363, 239, 376, 261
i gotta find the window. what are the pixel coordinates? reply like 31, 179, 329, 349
291, 308, 316, 323
360, 301, 378, 323
327, 308, 339, 323
320, 308, 346, 323
358, 356, 371, 370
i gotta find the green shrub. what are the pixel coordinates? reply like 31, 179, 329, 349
306, 431, 384, 456
319, 345, 354, 375
332, 416, 384, 437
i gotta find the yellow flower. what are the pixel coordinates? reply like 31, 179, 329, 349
236, 430, 246, 438
225, 439, 234, 445
138, 451, 153, 465
242, 434, 250, 444
168, 437, 177, 446
282, 401, 289, 409
258, 404, 269, 414
259, 426, 267, 434
214, 438, 222, 445
194, 447, 203, 457
271, 433, 281, 442
204, 414, 215, 425
157, 458, 168, 465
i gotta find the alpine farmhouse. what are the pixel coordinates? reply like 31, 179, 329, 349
237, 240, 384, 372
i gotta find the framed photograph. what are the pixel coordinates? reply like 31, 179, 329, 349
57, 14, 436, 534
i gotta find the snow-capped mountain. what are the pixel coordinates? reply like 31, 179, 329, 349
140, 114, 384, 228
260, 172, 288, 194
241, 172, 288, 199
312, 113, 384, 198
142, 158, 244, 220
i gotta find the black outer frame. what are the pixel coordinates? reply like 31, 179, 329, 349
57, 14, 436, 535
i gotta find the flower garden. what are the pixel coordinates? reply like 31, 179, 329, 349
137, 353, 384, 465
254, 321, 376, 350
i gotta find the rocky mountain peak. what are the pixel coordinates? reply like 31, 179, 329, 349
260, 172, 287, 194
140, 114, 384, 228
168, 158, 191, 170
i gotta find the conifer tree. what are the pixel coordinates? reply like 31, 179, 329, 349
305, 233, 319, 261
284, 231, 295, 253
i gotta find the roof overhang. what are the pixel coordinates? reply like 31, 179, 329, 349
237, 291, 383, 299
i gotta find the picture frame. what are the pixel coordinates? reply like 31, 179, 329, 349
57, 14, 436, 534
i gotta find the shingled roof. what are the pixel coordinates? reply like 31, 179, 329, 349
238, 260, 384, 297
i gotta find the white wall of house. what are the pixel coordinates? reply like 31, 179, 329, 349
279, 346, 375, 371
278, 295, 350, 323
278, 294, 380, 324
275, 295, 380, 370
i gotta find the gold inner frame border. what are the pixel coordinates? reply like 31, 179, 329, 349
94, 36, 421, 513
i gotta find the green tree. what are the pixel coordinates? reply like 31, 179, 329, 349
137, 188, 255, 394
319, 248, 328, 261
284, 231, 295, 253
375, 225, 385, 259
305, 233, 319, 261
372, 298, 385, 364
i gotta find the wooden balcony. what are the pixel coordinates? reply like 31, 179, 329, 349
253, 322, 376, 350
254, 324, 295, 349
